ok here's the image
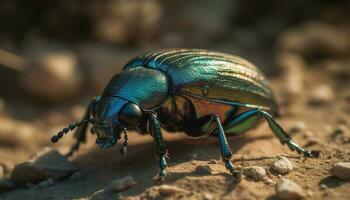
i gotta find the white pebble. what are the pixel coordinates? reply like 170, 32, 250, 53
243, 166, 266, 180
271, 156, 294, 175
155, 185, 188, 195
329, 162, 350, 180
275, 178, 306, 200
309, 85, 335, 105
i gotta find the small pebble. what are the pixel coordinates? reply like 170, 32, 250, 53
262, 177, 275, 185
110, 175, 136, 192
329, 162, 350, 180
11, 148, 76, 184
243, 166, 266, 180
275, 178, 306, 200
271, 156, 294, 175
320, 184, 327, 190
203, 192, 214, 200
155, 185, 188, 195
306, 190, 314, 197
195, 165, 213, 175
0, 178, 16, 191
309, 85, 335, 105
289, 122, 306, 134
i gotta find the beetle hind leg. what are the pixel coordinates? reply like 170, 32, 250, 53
259, 109, 320, 157
224, 109, 320, 158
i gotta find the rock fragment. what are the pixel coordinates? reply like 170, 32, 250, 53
155, 185, 189, 195
275, 178, 306, 200
11, 148, 76, 184
329, 162, 350, 180
20, 40, 82, 102
309, 85, 335, 105
271, 156, 294, 175
203, 192, 214, 200
243, 166, 266, 180
195, 165, 213, 175
110, 175, 136, 192
289, 122, 306, 134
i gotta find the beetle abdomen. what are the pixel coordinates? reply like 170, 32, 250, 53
125, 49, 278, 113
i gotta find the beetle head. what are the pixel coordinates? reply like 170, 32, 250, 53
91, 96, 142, 148
51, 96, 142, 151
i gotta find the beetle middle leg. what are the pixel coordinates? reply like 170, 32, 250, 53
223, 109, 320, 158
183, 114, 241, 180
149, 112, 168, 181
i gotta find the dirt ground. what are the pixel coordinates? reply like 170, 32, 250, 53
0, 65, 349, 200
0, 1, 350, 199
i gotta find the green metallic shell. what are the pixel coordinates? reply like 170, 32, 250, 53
124, 49, 277, 112
102, 67, 169, 110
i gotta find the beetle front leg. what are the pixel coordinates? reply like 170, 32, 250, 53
149, 113, 168, 181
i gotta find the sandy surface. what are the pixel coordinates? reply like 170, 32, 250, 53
0, 67, 349, 200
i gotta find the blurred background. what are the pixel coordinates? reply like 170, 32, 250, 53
0, 0, 350, 198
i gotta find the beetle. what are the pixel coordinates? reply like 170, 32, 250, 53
51, 49, 319, 180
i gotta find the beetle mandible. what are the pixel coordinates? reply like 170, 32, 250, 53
51, 49, 320, 180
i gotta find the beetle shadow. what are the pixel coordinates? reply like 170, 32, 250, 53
66, 132, 273, 198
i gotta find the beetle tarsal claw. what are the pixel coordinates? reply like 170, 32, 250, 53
231, 169, 242, 182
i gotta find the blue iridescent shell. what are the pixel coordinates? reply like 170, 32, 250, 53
116, 49, 278, 113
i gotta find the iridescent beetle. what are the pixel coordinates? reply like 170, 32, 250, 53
51, 49, 319, 180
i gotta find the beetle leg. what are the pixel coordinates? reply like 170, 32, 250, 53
66, 96, 100, 157
213, 115, 242, 181
149, 113, 168, 180
224, 109, 320, 158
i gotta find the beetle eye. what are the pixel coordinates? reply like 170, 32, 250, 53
118, 103, 142, 126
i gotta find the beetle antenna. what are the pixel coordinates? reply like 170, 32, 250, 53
120, 128, 129, 155
51, 119, 91, 143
